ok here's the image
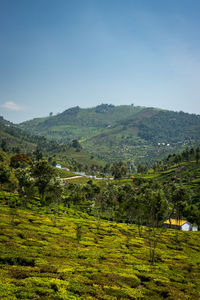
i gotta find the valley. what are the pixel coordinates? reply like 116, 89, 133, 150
0, 105, 200, 299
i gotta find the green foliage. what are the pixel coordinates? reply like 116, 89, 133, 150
0, 163, 10, 186
20, 105, 200, 166
138, 110, 200, 143
33, 147, 43, 161
15, 168, 35, 207
31, 160, 56, 200
71, 139, 82, 151
75, 223, 83, 245
0, 201, 199, 299
1, 139, 9, 152
0, 119, 101, 171
10, 153, 31, 168
111, 161, 128, 179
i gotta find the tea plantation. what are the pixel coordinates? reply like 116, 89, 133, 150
0, 198, 199, 299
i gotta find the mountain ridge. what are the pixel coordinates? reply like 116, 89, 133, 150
19, 104, 200, 165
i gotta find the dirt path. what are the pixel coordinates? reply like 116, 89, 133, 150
62, 176, 83, 181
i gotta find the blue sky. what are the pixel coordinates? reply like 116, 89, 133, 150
0, 0, 200, 123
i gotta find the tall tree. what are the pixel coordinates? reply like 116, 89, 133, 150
111, 161, 128, 179
15, 167, 35, 208
31, 161, 55, 203
47, 177, 64, 226
0, 163, 10, 188
1, 139, 8, 152
195, 147, 200, 164
10, 154, 31, 169
143, 187, 169, 264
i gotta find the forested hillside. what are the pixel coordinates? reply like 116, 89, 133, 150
20, 104, 200, 165
138, 110, 200, 142
0, 116, 103, 171
20, 105, 144, 140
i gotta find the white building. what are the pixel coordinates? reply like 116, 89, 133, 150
163, 219, 198, 231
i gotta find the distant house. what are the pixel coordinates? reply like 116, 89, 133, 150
163, 219, 198, 231
56, 164, 61, 169
62, 167, 70, 171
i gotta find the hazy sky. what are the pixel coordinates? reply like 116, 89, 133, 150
1, 0, 200, 123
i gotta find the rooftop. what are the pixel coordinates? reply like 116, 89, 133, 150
164, 219, 189, 226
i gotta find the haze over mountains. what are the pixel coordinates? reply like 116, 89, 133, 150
19, 104, 200, 166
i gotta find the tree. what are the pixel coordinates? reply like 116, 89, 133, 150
171, 185, 190, 219
10, 154, 31, 169
31, 161, 56, 203
47, 177, 64, 226
1, 139, 8, 152
111, 161, 128, 179
0, 152, 5, 162
71, 139, 82, 151
137, 163, 148, 173
103, 163, 111, 175
0, 163, 10, 188
126, 193, 145, 237
182, 148, 189, 162
75, 223, 83, 247
195, 147, 200, 164
100, 182, 119, 220
171, 184, 190, 245
15, 167, 35, 208
12, 146, 21, 154
34, 147, 43, 161
143, 187, 169, 264
172, 184, 190, 224
83, 180, 100, 200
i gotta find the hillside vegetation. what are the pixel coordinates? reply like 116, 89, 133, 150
0, 144, 200, 298
0, 116, 103, 171
20, 104, 200, 165
0, 199, 200, 299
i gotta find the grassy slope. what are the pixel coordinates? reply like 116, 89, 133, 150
19, 106, 162, 164
19, 106, 154, 145
139, 161, 200, 191
20, 105, 200, 165
0, 202, 200, 299
20, 105, 144, 136
0, 121, 103, 169
0, 123, 37, 153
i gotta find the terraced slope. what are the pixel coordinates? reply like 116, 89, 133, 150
0, 201, 200, 299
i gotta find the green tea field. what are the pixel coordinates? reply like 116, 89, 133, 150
0, 201, 199, 299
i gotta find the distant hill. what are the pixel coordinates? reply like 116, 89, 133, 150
0, 116, 13, 126
0, 116, 103, 170
19, 104, 200, 166
20, 104, 145, 141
